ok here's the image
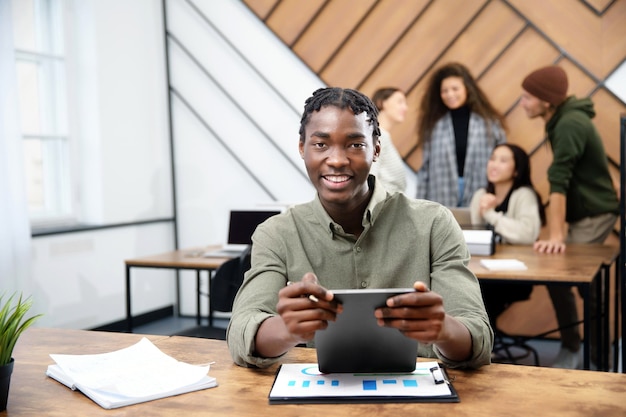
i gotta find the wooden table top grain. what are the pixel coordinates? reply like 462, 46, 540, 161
4, 328, 625, 417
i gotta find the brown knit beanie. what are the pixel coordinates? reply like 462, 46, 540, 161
522, 65, 568, 106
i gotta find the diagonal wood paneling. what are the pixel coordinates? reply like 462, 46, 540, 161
320, 0, 430, 87
243, 0, 626, 341
292, 0, 377, 72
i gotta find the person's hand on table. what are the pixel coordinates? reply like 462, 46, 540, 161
533, 239, 566, 254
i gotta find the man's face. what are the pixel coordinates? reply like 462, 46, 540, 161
520, 90, 551, 119
299, 106, 379, 209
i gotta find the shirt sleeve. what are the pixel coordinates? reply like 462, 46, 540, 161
227, 222, 289, 368
547, 119, 586, 195
425, 206, 494, 369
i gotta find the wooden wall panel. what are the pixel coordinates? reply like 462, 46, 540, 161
264, 0, 325, 45
243, 0, 278, 19
358, 0, 487, 95
585, 0, 614, 13
593, 89, 625, 164
602, 0, 626, 77
293, 0, 376, 72
320, 0, 430, 88
430, 0, 525, 76
509, 0, 610, 77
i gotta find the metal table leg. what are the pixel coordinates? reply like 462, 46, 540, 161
126, 264, 133, 332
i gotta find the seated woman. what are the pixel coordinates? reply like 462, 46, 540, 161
470, 143, 546, 326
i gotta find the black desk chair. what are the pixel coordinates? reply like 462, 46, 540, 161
175, 247, 251, 340
483, 282, 540, 366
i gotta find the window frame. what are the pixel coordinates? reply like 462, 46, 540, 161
13, 0, 76, 227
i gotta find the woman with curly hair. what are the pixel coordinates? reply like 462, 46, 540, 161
416, 62, 506, 207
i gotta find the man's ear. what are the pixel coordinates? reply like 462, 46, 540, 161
298, 140, 305, 159
373, 138, 381, 161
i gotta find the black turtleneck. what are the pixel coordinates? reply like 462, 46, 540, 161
450, 105, 470, 177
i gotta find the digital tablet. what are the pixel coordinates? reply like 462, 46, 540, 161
314, 288, 418, 374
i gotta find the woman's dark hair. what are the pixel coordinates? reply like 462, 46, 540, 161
486, 143, 546, 225
299, 87, 380, 143
371, 87, 402, 112
417, 62, 506, 147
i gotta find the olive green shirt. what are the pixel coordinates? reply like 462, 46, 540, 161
227, 177, 493, 369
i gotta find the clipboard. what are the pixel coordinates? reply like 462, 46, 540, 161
268, 362, 459, 404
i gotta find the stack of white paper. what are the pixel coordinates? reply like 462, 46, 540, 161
479, 259, 528, 271
46, 337, 217, 409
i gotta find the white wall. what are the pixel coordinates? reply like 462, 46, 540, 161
28, 0, 176, 328
67, 0, 173, 224
26, 0, 323, 327
165, 0, 323, 314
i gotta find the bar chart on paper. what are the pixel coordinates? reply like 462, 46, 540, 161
268, 362, 458, 403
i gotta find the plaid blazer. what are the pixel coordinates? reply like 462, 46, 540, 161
416, 112, 506, 207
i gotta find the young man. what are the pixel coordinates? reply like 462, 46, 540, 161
227, 87, 493, 369
520, 65, 619, 369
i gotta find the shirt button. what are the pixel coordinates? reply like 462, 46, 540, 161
356, 247, 362, 252
360, 281, 367, 288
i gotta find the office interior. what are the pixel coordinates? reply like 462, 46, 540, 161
2, 0, 625, 369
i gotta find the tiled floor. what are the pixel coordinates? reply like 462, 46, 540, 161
132, 315, 622, 372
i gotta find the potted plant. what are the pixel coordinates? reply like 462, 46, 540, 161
0, 293, 42, 411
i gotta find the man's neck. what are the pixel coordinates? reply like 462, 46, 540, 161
323, 190, 372, 238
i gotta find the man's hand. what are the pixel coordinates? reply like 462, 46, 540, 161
374, 281, 445, 344
533, 239, 566, 253
275, 273, 341, 344
255, 273, 341, 358
374, 281, 472, 362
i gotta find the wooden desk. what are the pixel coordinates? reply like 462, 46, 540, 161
4, 328, 625, 417
125, 246, 231, 331
469, 244, 620, 371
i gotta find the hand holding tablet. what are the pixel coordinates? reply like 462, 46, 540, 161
314, 288, 419, 373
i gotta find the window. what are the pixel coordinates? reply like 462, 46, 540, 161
12, 0, 73, 226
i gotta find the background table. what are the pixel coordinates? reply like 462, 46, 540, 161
125, 246, 231, 331
4, 328, 625, 417
469, 244, 620, 371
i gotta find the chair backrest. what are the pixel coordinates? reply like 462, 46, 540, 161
209, 247, 251, 313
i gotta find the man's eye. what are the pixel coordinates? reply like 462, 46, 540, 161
350, 143, 365, 149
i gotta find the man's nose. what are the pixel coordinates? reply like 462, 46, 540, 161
326, 147, 349, 166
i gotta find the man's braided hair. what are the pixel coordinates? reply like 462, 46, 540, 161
298, 87, 381, 143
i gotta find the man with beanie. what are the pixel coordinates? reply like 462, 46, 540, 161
520, 65, 619, 369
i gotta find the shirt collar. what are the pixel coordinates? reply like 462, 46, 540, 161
312, 175, 389, 238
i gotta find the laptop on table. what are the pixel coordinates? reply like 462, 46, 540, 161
203, 209, 281, 258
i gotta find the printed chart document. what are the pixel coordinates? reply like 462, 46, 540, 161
268, 362, 458, 404
46, 337, 217, 409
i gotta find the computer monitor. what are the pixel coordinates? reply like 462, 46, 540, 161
227, 210, 281, 245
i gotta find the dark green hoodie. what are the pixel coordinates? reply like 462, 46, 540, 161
546, 96, 619, 223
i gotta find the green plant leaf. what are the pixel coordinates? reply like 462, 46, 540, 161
0, 292, 42, 365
